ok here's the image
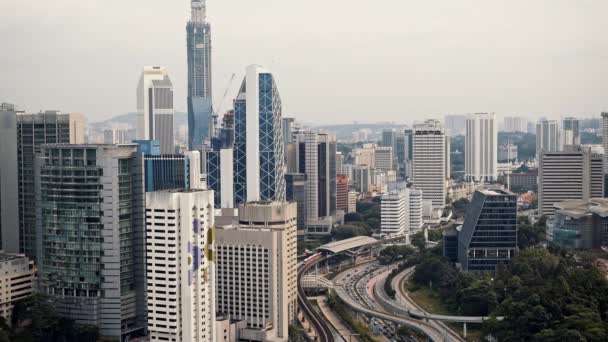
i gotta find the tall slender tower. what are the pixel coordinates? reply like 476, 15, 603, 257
187, 0, 213, 150
465, 113, 497, 182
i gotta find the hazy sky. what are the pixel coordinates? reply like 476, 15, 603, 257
1, 0, 607, 124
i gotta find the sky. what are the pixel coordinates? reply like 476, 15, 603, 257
1, 0, 607, 124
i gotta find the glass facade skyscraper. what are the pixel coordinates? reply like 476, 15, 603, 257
233, 65, 285, 206
187, 0, 213, 150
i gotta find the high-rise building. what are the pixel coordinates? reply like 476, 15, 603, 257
374, 146, 393, 171
562, 117, 580, 148
603, 112, 608, 196
412, 119, 446, 209
502, 116, 527, 133
536, 120, 560, 159
465, 113, 497, 182
0, 103, 19, 252
458, 189, 517, 272
348, 191, 358, 213
295, 131, 337, 230
35, 144, 146, 339
382, 129, 395, 149
498, 144, 518, 162
0, 253, 35, 322
538, 145, 604, 217
233, 65, 285, 206
408, 189, 424, 233
146, 189, 215, 342
336, 174, 350, 212
282, 117, 295, 157
285, 173, 307, 228
335, 152, 343, 176
103, 129, 130, 144
187, 0, 213, 150
136, 66, 175, 154
204, 134, 234, 209
16, 110, 85, 259
353, 165, 370, 192
215, 202, 297, 342
135, 140, 201, 192
381, 189, 408, 236
444, 115, 466, 135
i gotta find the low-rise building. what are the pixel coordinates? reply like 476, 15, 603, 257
548, 198, 608, 249
0, 253, 35, 322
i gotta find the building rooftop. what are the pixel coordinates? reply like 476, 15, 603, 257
0, 253, 27, 262
317, 236, 378, 254
554, 198, 608, 219
479, 189, 514, 196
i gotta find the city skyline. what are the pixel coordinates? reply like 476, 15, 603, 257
2, 0, 608, 124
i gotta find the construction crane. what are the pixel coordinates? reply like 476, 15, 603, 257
209, 73, 236, 137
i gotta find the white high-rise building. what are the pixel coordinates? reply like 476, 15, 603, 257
146, 189, 215, 342
215, 202, 297, 342
465, 113, 497, 182
503, 116, 527, 133
137, 66, 175, 154
374, 146, 393, 171
184, 150, 203, 189
412, 119, 447, 209
348, 191, 358, 213
381, 189, 408, 235
536, 120, 560, 159
562, 117, 580, 148
408, 189, 424, 233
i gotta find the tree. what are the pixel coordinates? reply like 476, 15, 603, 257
331, 225, 368, 240
378, 245, 415, 264
518, 223, 546, 249
365, 218, 380, 230
411, 231, 426, 251
344, 212, 363, 222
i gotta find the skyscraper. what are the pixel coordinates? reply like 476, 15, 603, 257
381, 189, 408, 236
215, 202, 297, 341
146, 189, 215, 342
204, 134, 234, 209
536, 120, 560, 159
465, 113, 497, 182
187, 0, 213, 150
412, 119, 446, 210
233, 65, 286, 206
336, 174, 349, 213
0, 103, 19, 253
602, 112, 608, 196
458, 189, 517, 272
16, 110, 85, 260
538, 145, 604, 217
136, 66, 175, 154
374, 146, 393, 171
562, 117, 580, 148
503, 116, 528, 133
35, 144, 146, 339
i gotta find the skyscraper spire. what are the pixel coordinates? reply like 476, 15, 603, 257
191, 0, 207, 23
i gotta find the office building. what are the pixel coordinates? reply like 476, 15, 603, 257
536, 120, 560, 158
215, 202, 297, 342
458, 189, 517, 272
336, 174, 349, 212
103, 129, 130, 144
382, 129, 395, 150
381, 189, 408, 235
16, 110, 85, 259
353, 165, 370, 192
135, 140, 201, 192
0, 253, 35, 322
282, 117, 295, 156
295, 131, 337, 223
465, 113, 497, 182
146, 190, 215, 342
348, 191, 358, 213
548, 198, 608, 249
603, 112, 608, 171
408, 189, 424, 233
205, 134, 235, 209
444, 115, 466, 135
187, 0, 213, 150
353, 144, 375, 167
374, 146, 393, 171
35, 144, 146, 339
498, 144, 518, 162
503, 116, 527, 133
538, 145, 604, 216
562, 117, 580, 148
233, 65, 286, 206
335, 152, 343, 176
137, 66, 175, 154
509, 171, 538, 190
412, 119, 447, 209
285, 173, 307, 228
0, 103, 19, 252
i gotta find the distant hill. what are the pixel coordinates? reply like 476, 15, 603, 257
89, 112, 188, 130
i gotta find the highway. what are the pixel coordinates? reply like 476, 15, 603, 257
298, 256, 335, 342
334, 262, 458, 342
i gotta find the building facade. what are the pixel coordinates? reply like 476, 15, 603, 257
458, 189, 517, 272
35, 144, 146, 339
465, 113, 497, 182
146, 190, 215, 342
536, 120, 560, 158
412, 120, 447, 209
380, 189, 408, 236
233, 65, 285, 206
0, 103, 20, 252
562, 117, 580, 148
187, 0, 213, 150
0, 253, 36, 322
285, 173, 307, 229
498, 144, 518, 162
374, 146, 393, 172
538, 146, 604, 216
548, 198, 608, 249
503, 116, 528, 133
137, 66, 175, 154
215, 202, 297, 342
336, 174, 349, 212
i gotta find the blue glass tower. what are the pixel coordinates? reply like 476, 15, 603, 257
187, 0, 213, 150
233, 65, 285, 206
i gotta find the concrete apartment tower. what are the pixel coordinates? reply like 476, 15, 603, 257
35, 144, 146, 340
465, 113, 497, 182
215, 202, 297, 342
137, 66, 175, 154
233, 65, 286, 206
146, 189, 216, 342
412, 119, 447, 210
538, 145, 604, 217
380, 189, 408, 236
536, 120, 560, 159
562, 117, 580, 148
